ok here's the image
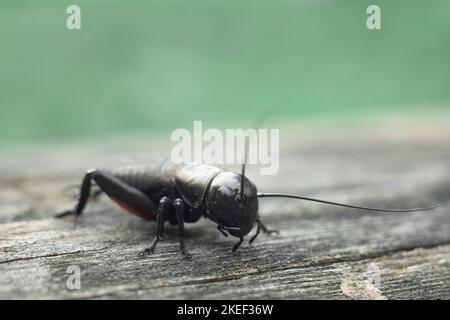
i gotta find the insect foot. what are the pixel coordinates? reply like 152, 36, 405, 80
54, 209, 76, 218
180, 249, 192, 260
264, 229, 279, 236
138, 248, 154, 258
261, 222, 279, 236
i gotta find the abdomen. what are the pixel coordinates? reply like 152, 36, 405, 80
112, 159, 181, 200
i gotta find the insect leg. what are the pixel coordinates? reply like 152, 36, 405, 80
217, 225, 229, 237
56, 169, 157, 221
231, 227, 244, 252
140, 197, 170, 256
260, 221, 279, 235
174, 198, 191, 259
249, 219, 262, 244
55, 169, 95, 218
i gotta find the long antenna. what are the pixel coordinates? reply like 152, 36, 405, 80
240, 135, 249, 196
257, 193, 439, 212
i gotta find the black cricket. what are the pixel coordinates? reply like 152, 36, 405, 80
56, 158, 438, 258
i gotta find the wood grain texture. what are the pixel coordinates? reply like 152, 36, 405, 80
0, 125, 449, 300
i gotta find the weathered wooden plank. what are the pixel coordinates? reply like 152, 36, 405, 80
0, 125, 449, 299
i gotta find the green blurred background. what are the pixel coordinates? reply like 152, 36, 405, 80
0, 0, 449, 147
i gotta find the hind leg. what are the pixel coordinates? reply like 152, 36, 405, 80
55, 169, 157, 221
55, 169, 95, 218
